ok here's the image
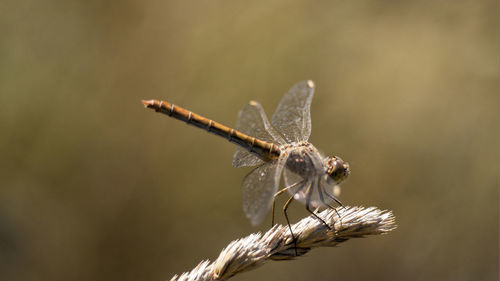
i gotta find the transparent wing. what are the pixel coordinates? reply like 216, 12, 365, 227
284, 167, 341, 209
283, 164, 304, 190
233, 101, 285, 168
271, 80, 315, 143
242, 156, 287, 226
233, 148, 264, 168
288, 175, 341, 209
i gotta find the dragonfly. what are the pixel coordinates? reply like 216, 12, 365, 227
142, 80, 350, 240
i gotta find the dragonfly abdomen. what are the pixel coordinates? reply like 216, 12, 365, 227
142, 99, 281, 160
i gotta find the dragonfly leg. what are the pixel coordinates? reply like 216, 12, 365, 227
272, 188, 289, 227
304, 181, 331, 230
283, 194, 299, 256
318, 187, 342, 228
271, 181, 304, 227
324, 189, 345, 209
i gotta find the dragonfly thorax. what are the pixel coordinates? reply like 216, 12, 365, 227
325, 156, 350, 185
283, 142, 324, 178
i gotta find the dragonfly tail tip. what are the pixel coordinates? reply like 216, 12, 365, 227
141, 99, 154, 108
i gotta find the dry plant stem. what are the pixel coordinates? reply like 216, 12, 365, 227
170, 206, 396, 281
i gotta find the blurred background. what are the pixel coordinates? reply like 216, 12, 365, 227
0, 1, 498, 280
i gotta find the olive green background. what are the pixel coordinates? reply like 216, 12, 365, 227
1, 1, 498, 280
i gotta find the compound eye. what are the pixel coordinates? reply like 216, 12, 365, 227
327, 157, 350, 184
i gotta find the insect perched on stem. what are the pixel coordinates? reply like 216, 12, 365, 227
142, 80, 350, 252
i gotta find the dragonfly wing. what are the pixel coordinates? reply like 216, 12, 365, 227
242, 157, 286, 226
271, 80, 315, 143
294, 176, 342, 209
233, 147, 264, 168
233, 101, 285, 168
321, 175, 342, 200
283, 166, 310, 205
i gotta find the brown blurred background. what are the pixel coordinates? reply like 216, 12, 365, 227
0, 1, 498, 280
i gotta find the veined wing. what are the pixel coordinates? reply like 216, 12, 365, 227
271, 80, 315, 143
233, 101, 285, 168
285, 172, 341, 209
242, 156, 286, 226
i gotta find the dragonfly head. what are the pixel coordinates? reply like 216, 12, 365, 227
326, 156, 350, 184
